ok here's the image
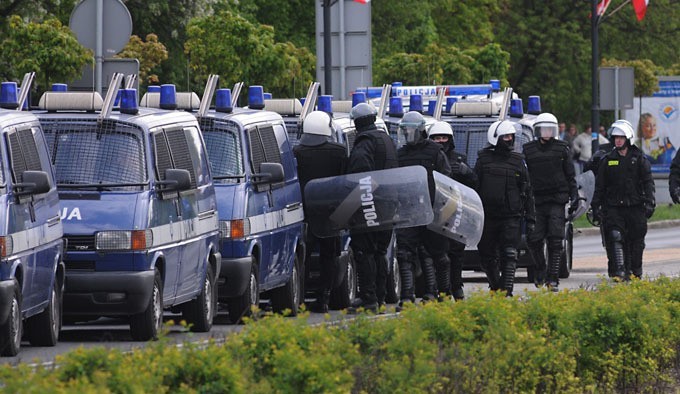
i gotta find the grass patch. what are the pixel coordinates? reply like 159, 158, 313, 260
573, 203, 680, 229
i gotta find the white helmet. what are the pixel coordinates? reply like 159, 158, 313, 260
487, 120, 517, 146
302, 111, 333, 137
608, 119, 635, 145
428, 121, 454, 139
533, 112, 559, 139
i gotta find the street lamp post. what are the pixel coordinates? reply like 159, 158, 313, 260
592, 0, 601, 153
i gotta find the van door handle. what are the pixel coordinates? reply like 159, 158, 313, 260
47, 215, 60, 227
285, 202, 302, 211
198, 210, 216, 220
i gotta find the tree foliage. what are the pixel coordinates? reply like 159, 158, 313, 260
185, 10, 315, 98
116, 34, 168, 85
0, 15, 91, 93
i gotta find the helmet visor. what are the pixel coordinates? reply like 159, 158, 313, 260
534, 124, 558, 139
399, 123, 421, 144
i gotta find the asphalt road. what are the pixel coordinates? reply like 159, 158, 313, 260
3, 225, 679, 366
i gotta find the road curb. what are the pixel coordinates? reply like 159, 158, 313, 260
574, 219, 680, 237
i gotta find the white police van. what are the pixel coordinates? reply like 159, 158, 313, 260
35, 75, 220, 340
0, 77, 65, 356
156, 76, 306, 323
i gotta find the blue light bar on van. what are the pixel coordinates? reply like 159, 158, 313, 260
147, 85, 161, 93
391, 82, 403, 97
409, 94, 423, 113
388, 97, 404, 117
119, 89, 138, 115
263, 92, 272, 100
527, 95, 541, 115
216, 88, 233, 113
489, 79, 501, 91
248, 85, 265, 109
352, 92, 367, 107
425, 99, 437, 116
445, 97, 458, 113
354, 87, 382, 99
0, 82, 19, 109
52, 83, 68, 92
318, 95, 333, 113
160, 84, 177, 110
509, 98, 524, 118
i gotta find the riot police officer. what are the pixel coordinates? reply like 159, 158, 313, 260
427, 121, 477, 300
474, 120, 534, 296
591, 120, 655, 280
293, 111, 348, 313
396, 112, 452, 305
522, 113, 578, 291
669, 147, 680, 204
347, 103, 398, 312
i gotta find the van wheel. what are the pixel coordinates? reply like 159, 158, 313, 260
183, 264, 215, 332
271, 254, 302, 316
330, 249, 356, 309
560, 223, 574, 279
0, 280, 22, 356
130, 270, 163, 341
227, 260, 259, 324
25, 281, 61, 347
386, 256, 401, 304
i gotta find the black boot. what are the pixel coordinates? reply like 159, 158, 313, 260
449, 245, 465, 300
349, 251, 378, 313
398, 251, 416, 305
374, 253, 389, 307
420, 254, 437, 302
629, 239, 645, 279
610, 230, 626, 280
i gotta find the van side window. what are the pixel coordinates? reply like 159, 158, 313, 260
154, 127, 204, 189
7, 127, 42, 184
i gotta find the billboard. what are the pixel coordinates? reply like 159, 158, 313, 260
624, 77, 680, 174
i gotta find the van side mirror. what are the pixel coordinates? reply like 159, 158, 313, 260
252, 162, 284, 185
157, 168, 192, 192
15, 171, 51, 196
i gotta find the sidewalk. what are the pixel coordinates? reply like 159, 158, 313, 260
573, 219, 680, 237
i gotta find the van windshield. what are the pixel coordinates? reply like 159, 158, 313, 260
42, 120, 147, 191
200, 119, 244, 184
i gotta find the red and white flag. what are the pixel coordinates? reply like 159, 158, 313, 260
354, 0, 370, 3
632, 0, 649, 21
596, 0, 612, 17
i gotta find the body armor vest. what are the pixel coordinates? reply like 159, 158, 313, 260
354, 127, 399, 170
476, 149, 525, 215
398, 140, 445, 203
523, 139, 569, 203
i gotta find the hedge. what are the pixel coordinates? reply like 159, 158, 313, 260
0, 277, 678, 393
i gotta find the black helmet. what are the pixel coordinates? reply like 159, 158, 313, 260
350, 102, 377, 131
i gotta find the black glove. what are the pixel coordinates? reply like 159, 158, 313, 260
644, 203, 655, 219
672, 187, 680, 204
568, 198, 580, 215
591, 206, 602, 221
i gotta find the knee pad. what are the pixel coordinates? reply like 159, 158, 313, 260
547, 238, 562, 252
609, 229, 623, 243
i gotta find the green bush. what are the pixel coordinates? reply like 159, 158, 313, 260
0, 277, 677, 393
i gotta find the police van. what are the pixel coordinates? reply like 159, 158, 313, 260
0, 77, 65, 356
270, 85, 400, 307
164, 76, 306, 323
35, 74, 221, 341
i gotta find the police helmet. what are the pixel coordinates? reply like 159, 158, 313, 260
533, 112, 559, 139
608, 119, 635, 145
428, 121, 455, 148
399, 111, 426, 145
349, 102, 377, 131
487, 120, 517, 146
299, 111, 334, 145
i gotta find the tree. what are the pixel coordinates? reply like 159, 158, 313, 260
0, 15, 91, 94
185, 10, 315, 98
116, 34, 168, 85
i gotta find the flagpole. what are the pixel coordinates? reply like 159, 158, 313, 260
591, 0, 600, 153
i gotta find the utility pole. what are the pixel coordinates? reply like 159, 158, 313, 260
322, 0, 337, 95
591, 0, 600, 153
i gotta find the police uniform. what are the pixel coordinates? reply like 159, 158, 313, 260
592, 144, 654, 279
522, 138, 577, 288
347, 116, 398, 310
475, 145, 534, 296
397, 138, 452, 302
294, 138, 347, 312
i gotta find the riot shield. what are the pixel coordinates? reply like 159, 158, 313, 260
569, 170, 595, 220
427, 171, 484, 247
304, 166, 434, 237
